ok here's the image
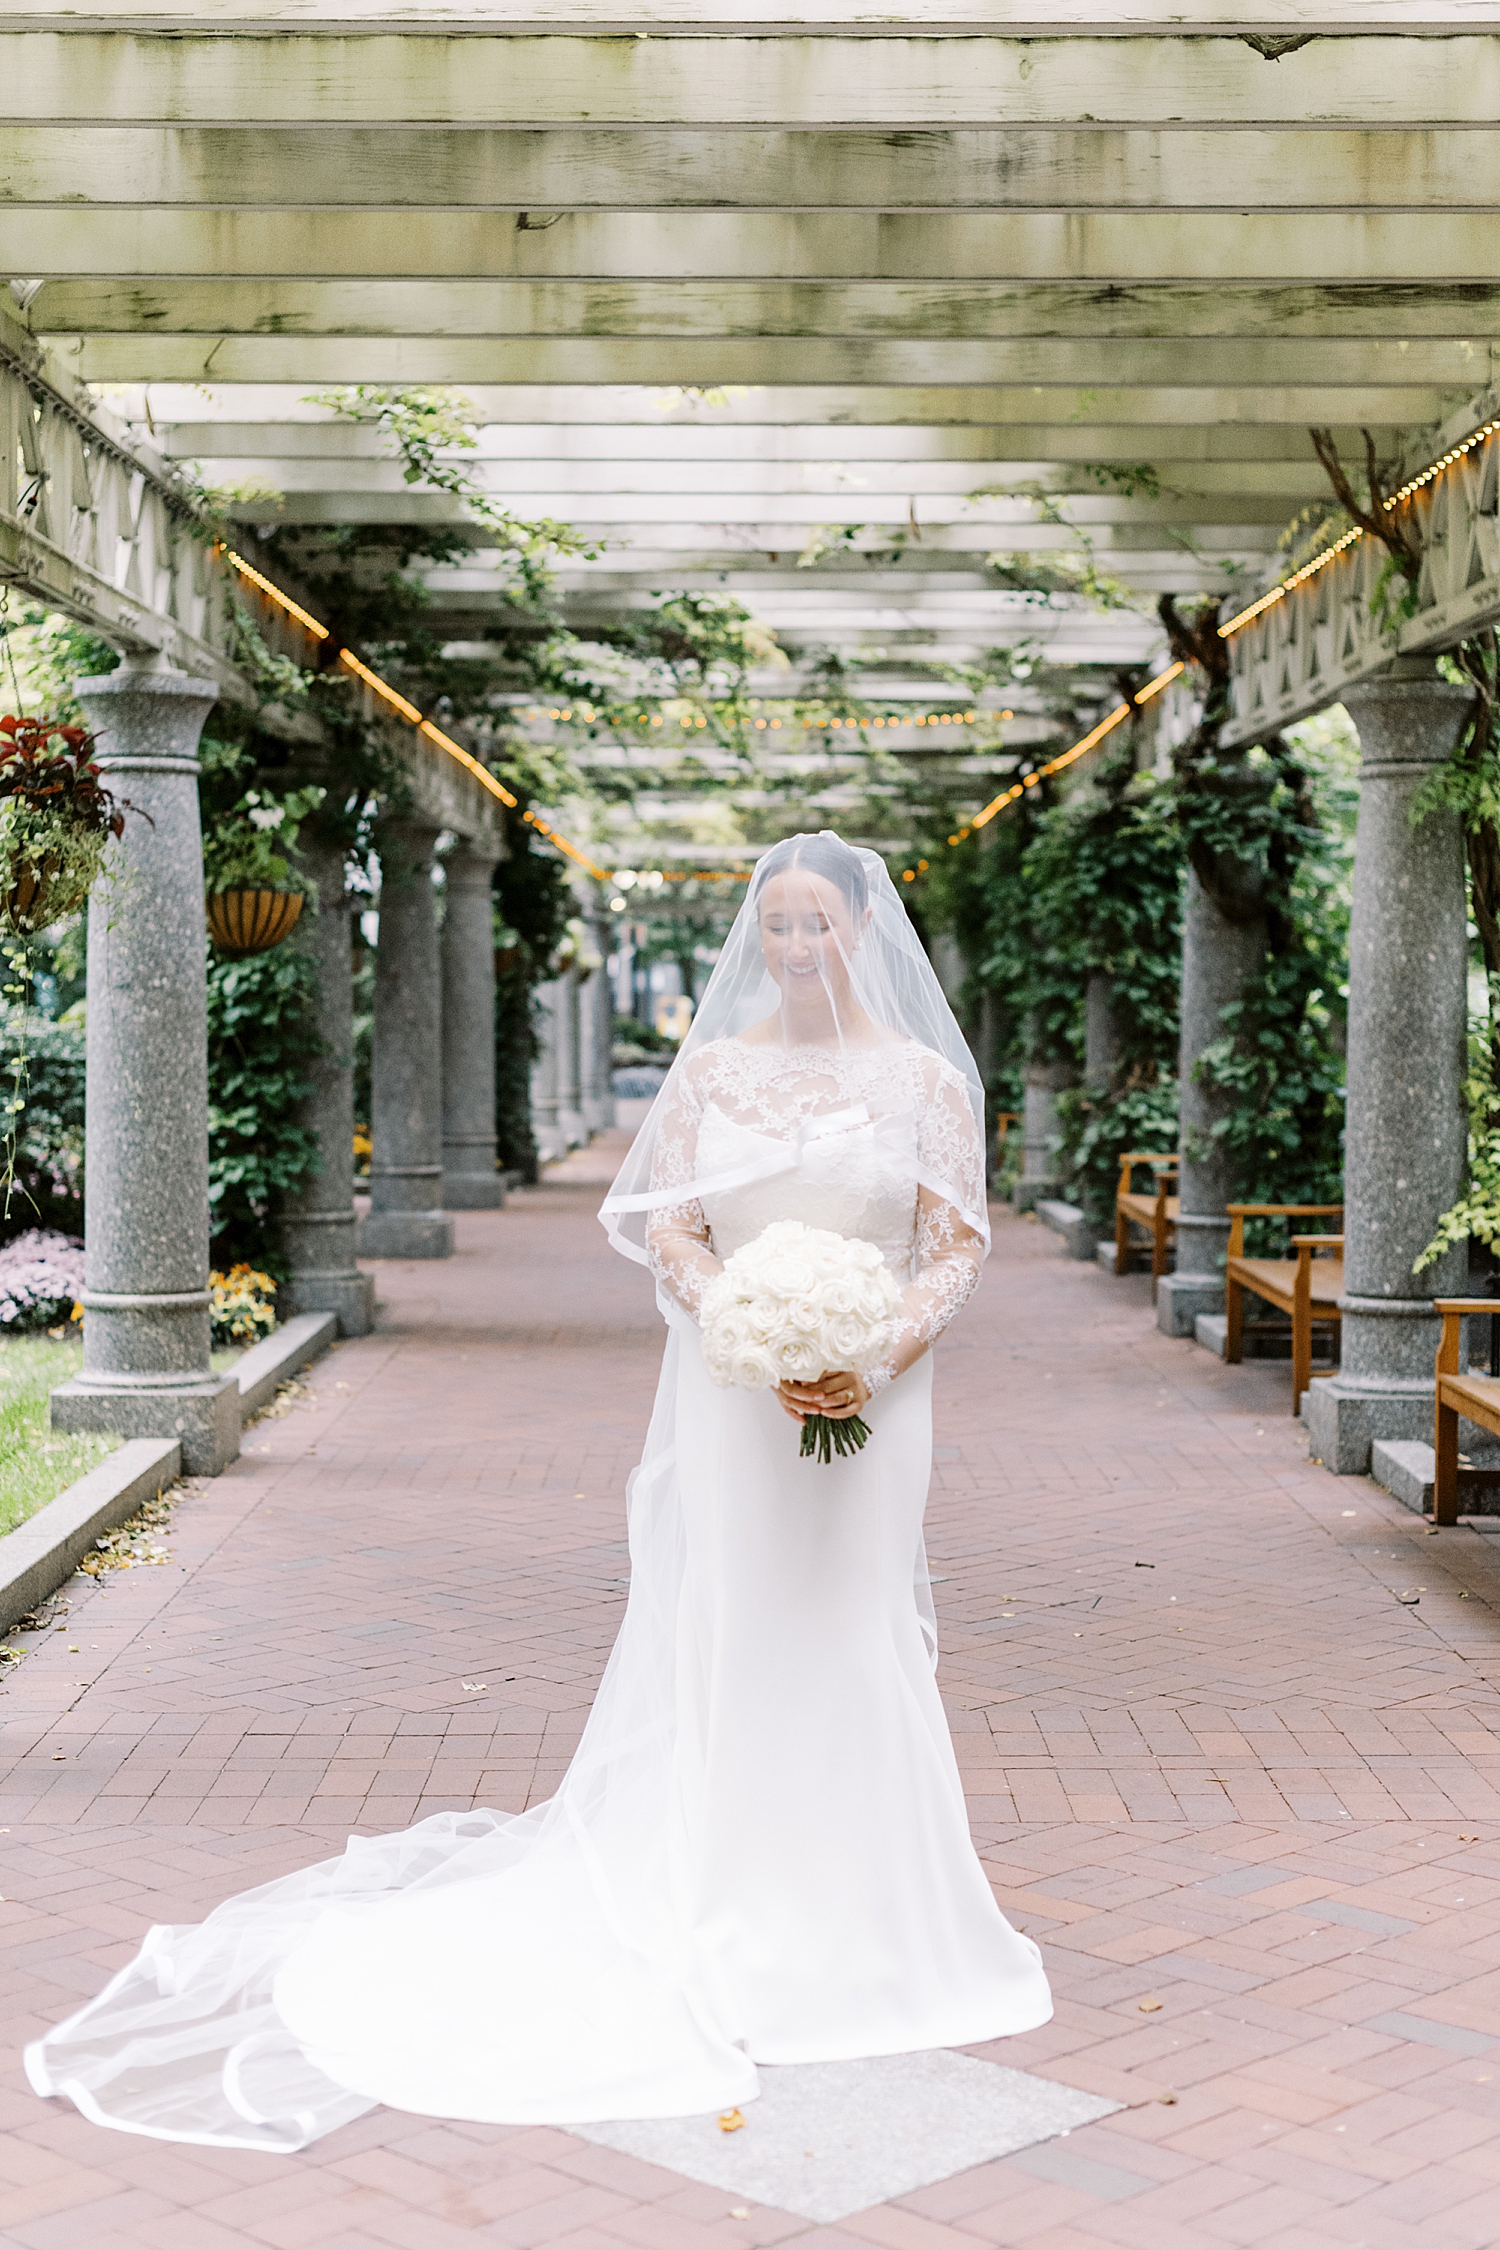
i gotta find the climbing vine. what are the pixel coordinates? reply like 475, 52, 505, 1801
1158, 594, 1352, 1213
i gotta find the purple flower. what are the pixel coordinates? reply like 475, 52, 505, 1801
0, 1228, 85, 1329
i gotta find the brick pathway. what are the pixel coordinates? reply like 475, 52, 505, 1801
4, 1152, 1500, 2249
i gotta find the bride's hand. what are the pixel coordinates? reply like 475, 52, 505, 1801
774, 1370, 872, 1423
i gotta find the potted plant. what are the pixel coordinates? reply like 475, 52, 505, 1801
0, 715, 128, 936
203, 785, 323, 957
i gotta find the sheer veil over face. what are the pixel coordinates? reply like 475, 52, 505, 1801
600, 833, 990, 1272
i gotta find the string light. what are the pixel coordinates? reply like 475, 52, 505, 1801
1218, 413, 1500, 642
219, 546, 328, 640
220, 548, 606, 870
935, 408, 1500, 871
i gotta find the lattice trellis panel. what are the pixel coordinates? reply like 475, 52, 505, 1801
1224, 405, 1500, 748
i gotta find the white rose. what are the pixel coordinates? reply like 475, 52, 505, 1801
731, 1346, 777, 1391
773, 1335, 824, 1380
824, 1313, 869, 1364
774, 1256, 818, 1296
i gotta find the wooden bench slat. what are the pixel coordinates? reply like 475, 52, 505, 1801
1226, 1236, 1344, 1415
1437, 1372, 1500, 1435
1114, 1155, 1178, 1300
1228, 1256, 1344, 1318
1433, 1300, 1500, 1524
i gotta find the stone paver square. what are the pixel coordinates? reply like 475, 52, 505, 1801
573, 2052, 1120, 2222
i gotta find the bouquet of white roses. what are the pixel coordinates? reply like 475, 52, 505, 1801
699, 1219, 904, 1463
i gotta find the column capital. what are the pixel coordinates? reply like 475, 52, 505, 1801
1344, 663, 1472, 773
75, 666, 219, 775
442, 841, 504, 888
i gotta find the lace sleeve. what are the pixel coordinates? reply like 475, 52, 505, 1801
644, 1058, 722, 1320
870, 1064, 986, 1393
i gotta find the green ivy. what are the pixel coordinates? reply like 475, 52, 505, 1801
0, 1011, 85, 1239
206, 947, 325, 1276
492, 801, 576, 1181
1416, 1014, 1500, 1271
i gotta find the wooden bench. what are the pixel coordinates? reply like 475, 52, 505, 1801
1433, 1299, 1500, 1525
1114, 1152, 1179, 1297
1225, 1204, 1345, 1414
992, 1110, 1020, 1177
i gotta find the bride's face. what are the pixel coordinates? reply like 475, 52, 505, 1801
757, 871, 858, 1014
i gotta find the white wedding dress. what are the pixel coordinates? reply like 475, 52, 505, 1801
25, 1032, 1051, 2151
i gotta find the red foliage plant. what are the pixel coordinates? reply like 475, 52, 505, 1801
0, 715, 125, 839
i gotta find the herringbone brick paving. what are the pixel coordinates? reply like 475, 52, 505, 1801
3, 1144, 1499, 2248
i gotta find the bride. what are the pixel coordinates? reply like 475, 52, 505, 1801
26, 830, 1051, 2151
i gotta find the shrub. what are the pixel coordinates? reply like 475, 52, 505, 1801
207, 947, 324, 1275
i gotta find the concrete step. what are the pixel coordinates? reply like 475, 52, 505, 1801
1036, 1199, 1098, 1262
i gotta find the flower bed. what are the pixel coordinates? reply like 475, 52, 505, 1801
0, 1227, 84, 1330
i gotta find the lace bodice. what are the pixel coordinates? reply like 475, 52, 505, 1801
646, 1038, 986, 1384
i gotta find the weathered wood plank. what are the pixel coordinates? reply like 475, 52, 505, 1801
6, 32, 1500, 131
13, 207, 1500, 282
7, 125, 1500, 211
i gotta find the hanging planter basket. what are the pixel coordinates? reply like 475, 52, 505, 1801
207, 888, 303, 958
2, 853, 95, 937
0, 716, 123, 941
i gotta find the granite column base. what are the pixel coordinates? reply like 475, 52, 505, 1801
52, 1370, 240, 1479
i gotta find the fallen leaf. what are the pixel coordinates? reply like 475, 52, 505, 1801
1138, 1999, 1162, 2014
1156, 2091, 1177, 2104
1460, 1833, 1479, 1842
718, 2109, 746, 2133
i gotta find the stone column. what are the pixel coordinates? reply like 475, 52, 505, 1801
1305, 660, 1471, 1472
50, 666, 240, 1476
281, 834, 375, 1335
1084, 971, 1122, 1092
581, 916, 616, 1133
358, 817, 454, 1259
530, 977, 565, 1163
1155, 867, 1270, 1337
440, 842, 506, 1208
1012, 1057, 1076, 1214
558, 966, 587, 1147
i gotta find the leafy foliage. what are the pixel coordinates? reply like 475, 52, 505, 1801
1416, 1016, 1500, 1272
203, 785, 324, 901
0, 1013, 85, 1240
493, 801, 577, 1181
206, 947, 324, 1275
307, 385, 599, 607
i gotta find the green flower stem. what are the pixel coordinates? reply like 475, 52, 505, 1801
799, 1411, 872, 1465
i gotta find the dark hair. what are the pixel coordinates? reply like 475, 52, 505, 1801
752, 832, 869, 918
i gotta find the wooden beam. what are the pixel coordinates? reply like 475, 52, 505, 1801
54, 277, 1500, 339
155, 418, 1347, 466
14, 208, 1500, 284
49, 323, 1476, 394
9, 125, 1500, 212
8, 31, 1499, 130
110, 381, 1467, 428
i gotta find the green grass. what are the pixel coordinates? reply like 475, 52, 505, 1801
0, 1334, 120, 1539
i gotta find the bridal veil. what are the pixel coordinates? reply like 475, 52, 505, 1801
24, 832, 1033, 2152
